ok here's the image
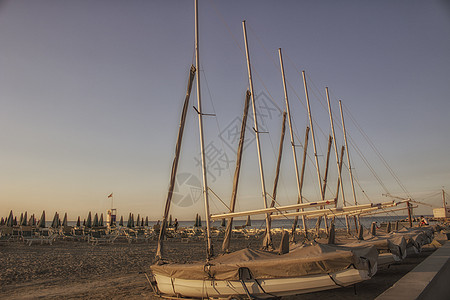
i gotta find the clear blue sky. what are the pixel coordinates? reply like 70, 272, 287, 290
1, 0, 449, 221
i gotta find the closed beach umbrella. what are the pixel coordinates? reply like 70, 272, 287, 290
62, 213, 68, 227
29, 214, 36, 226
19, 213, 24, 226
51, 212, 59, 228
127, 213, 132, 228
194, 214, 199, 227
245, 215, 251, 227
13, 216, 18, 226
198, 215, 201, 227
76, 216, 81, 227
83, 219, 86, 227
93, 213, 99, 227
6, 210, 14, 227
131, 214, 135, 228
22, 212, 28, 226
221, 218, 226, 227
169, 215, 173, 227
136, 214, 141, 227
99, 213, 103, 226
141, 219, 144, 227
145, 216, 149, 227
86, 212, 92, 228
119, 216, 124, 226
0, 217, 4, 226
37, 210, 46, 228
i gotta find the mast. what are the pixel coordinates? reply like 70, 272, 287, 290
321, 135, 333, 234
302, 71, 327, 231
242, 20, 272, 249
270, 111, 287, 209
267, 112, 287, 232
326, 88, 350, 233
278, 49, 308, 235
339, 100, 360, 229
443, 189, 447, 212
155, 65, 196, 261
195, 0, 213, 259
222, 91, 251, 253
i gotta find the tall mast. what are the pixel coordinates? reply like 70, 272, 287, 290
242, 20, 272, 249
326, 88, 350, 233
443, 189, 446, 210
278, 49, 308, 233
339, 100, 360, 229
155, 66, 196, 261
302, 71, 327, 230
222, 91, 251, 253
195, 0, 213, 259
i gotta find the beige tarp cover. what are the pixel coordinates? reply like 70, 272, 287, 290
392, 227, 433, 249
151, 243, 378, 281
337, 235, 407, 258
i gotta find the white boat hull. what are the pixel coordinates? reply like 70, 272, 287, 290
153, 265, 376, 299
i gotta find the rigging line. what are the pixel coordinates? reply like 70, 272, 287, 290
207, 0, 245, 55
283, 52, 331, 140
208, 187, 230, 211
345, 107, 411, 198
341, 102, 411, 198
247, 24, 331, 150
201, 69, 234, 183
339, 120, 391, 196
346, 140, 390, 195
350, 167, 373, 203
208, 0, 284, 118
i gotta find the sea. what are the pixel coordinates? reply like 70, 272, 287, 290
59, 215, 432, 230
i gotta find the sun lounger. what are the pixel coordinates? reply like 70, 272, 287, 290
88, 230, 119, 245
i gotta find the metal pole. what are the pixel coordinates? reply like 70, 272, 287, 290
195, 0, 213, 259
326, 88, 350, 233
242, 20, 272, 250
302, 71, 326, 233
339, 100, 360, 229
278, 49, 308, 235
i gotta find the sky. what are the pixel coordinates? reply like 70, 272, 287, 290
1, 0, 449, 221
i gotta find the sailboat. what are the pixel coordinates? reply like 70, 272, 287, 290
150, 1, 378, 298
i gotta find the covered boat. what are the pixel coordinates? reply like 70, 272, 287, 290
151, 243, 378, 298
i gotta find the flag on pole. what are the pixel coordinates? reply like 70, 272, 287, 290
108, 193, 113, 198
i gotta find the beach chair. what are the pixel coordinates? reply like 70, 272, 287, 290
60, 226, 75, 240
72, 228, 86, 241
38, 229, 58, 245
20, 226, 40, 246
135, 229, 150, 243
0, 227, 13, 243
89, 230, 119, 245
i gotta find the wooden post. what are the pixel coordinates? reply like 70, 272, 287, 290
407, 200, 413, 227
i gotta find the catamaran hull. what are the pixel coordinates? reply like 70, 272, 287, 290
153, 266, 375, 299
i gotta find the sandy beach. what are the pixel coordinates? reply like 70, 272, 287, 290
0, 230, 438, 300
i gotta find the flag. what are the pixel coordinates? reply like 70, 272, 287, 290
108, 193, 113, 198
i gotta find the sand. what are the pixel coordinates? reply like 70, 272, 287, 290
0, 233, 435, 299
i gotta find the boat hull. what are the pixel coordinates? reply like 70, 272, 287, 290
153, 266, 375, 299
